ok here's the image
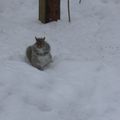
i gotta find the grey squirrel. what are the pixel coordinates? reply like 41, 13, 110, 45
26, 37, 52, 70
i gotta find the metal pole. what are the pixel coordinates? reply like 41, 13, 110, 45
79, 0, 81, 4
68, 0, 71, 22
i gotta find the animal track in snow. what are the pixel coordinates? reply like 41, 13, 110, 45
101, 0, 120, 4
101, 0, 108, 4
23, 96, 52, 112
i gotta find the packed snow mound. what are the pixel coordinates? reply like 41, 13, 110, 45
0, 60, 120, 120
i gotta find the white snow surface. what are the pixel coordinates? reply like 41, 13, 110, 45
0, 0, 120, 119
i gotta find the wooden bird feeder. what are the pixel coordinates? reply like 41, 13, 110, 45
39, 0, 60, 23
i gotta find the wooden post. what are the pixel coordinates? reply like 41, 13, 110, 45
39, 0, 46, 23
39, 0, 60, 23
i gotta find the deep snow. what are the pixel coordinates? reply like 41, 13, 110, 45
0, 0, 120, 120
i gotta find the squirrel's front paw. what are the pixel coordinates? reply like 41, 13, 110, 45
37, 66, 44, 71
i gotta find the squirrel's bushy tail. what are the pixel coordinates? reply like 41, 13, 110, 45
26, 46, 32, 62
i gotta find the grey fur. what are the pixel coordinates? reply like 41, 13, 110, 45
26, 40, 52, 70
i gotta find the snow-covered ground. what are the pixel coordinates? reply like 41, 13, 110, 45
0, 0, 120, 119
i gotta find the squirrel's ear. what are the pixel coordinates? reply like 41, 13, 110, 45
35, 36, 38, 42
43, 37, 45, 41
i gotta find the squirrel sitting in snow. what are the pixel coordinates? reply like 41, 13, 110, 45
26, 37, 52, 70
